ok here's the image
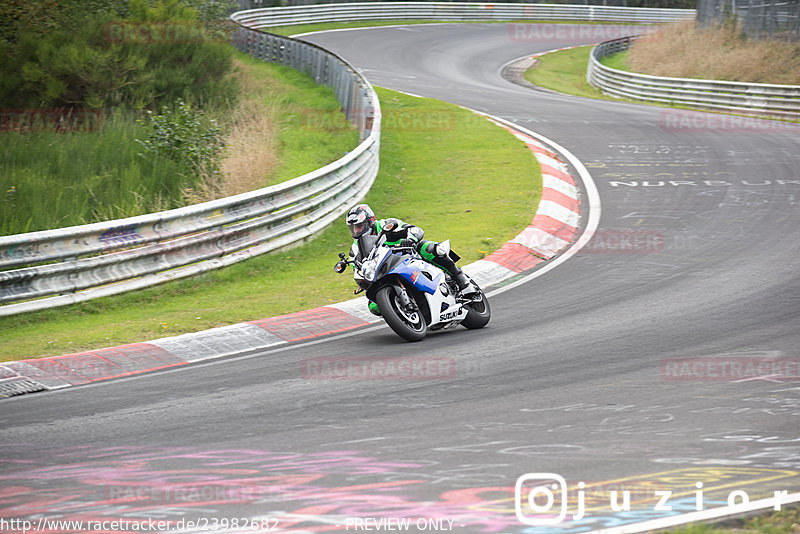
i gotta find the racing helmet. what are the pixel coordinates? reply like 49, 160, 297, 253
346, 204, 376, 239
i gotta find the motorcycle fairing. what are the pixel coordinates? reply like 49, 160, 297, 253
388, 256, 439, 294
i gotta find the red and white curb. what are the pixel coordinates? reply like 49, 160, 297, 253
463, 117, 580, 287
0, 120, 584, 398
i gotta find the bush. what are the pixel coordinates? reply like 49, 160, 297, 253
0, 0, 237, 111
0, 0, 241, 236
0, 14, 150, 109
136, 100, 224, 180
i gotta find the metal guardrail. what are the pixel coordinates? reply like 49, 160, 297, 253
233, 2, 694, 27
0, 22, 381, 316
587, 36, 800, 119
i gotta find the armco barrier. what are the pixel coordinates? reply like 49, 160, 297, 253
232, 2, 694, 27
0, 23, 381, 317
587, 36, 800, 119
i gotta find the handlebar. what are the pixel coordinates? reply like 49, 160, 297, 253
335, 237, 419, 274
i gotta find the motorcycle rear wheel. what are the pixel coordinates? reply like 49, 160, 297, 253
375, 285, 427, 342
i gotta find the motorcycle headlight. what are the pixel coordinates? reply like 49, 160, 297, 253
361, 259, 378, 281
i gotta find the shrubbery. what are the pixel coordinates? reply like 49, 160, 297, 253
0, 0, 240, 235
0, 0, 237, 110
137, 100, 224, 185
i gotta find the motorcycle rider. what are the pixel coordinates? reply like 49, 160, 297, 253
345, 203, 477, 316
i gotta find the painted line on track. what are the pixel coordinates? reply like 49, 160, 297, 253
586, 492, 800, 534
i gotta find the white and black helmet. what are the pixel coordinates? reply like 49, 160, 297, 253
346, 204, 376, 239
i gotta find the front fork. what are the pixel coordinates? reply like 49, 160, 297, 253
394, 283, 414, 309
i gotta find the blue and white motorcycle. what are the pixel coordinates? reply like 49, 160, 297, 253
334, 232, 490, 342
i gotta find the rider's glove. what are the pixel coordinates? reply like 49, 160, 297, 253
397, 239, 415, 248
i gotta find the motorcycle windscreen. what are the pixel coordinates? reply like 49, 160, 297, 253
357, 234, 379, 259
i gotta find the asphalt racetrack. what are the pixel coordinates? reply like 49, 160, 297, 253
1, 23, 799, 534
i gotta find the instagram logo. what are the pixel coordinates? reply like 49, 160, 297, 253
515, 473, 569, 526
515, 472, 796, 526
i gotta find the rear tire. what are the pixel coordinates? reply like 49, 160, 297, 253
375, 285, 427, 342
461, 283, 491, 329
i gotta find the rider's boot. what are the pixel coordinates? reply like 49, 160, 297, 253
420, 241, 478, 298
453, 269, 478, 297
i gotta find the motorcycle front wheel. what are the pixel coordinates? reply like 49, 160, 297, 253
375, 285, 427, 342
461, 283, 491, 329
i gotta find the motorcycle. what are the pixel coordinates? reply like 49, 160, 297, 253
334, 232, 491, 342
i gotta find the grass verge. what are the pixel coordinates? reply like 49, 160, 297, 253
523, 45, 800, 125
523, 46, 611, 100
235, 53, 359, 186
599, 49, 632, 72
666, 506, 800, 533
185, 52, 360, 203
0, 87, 541, 361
